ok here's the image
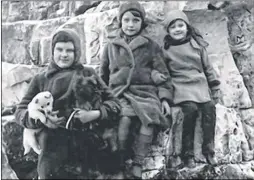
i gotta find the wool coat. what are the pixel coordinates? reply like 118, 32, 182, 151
100, 33, 173, 127
164, 38, 220, 104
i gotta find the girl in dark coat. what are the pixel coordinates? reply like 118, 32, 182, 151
15, 28, 121, 179
162, 10, 221, 168
100, 2, 173, 178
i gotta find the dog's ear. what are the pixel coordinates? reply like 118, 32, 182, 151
35, 98, 39, 104
44, 94, 52, 99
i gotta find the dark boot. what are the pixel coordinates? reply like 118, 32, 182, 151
184, 156, 196, 168
206, 153, 218, 166
131, 133, 153, 179
168, 155, 183, 169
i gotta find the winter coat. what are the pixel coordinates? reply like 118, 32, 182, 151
100, 32, 173, 127
15, 64, 121, 129
164, 38, 220, 104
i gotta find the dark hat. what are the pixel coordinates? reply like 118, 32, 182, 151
51, 28, 81, 63
118, 2, 146, 22
163, 10, 190, 32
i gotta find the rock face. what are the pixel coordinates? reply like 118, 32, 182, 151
2, 62, 46, 107
2, 116, 38, 179
2, 1, 101, 22
2, 145, 19, 179
2, 1, 254, 179
160, 161, 254, 179
225, 3, 254, 106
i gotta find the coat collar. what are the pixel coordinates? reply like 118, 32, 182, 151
112, 34, 149, 51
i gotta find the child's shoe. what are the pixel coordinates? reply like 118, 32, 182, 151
168, 156, 183, 169
206, 154, 218, 166
185, 157, 196, 168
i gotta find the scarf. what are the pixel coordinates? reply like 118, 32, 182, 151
164, 25, 209, 50
45, 61, 84, 78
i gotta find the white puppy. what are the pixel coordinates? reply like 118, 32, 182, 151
28, 91, 53, 124
23, 91, 54, 155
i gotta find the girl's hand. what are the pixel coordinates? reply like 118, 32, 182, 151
74, 110, 101, 124
45, 110, 65, 129
211, 89, 221, 104
162, 100, 171, 116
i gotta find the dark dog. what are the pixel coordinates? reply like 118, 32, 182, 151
72, 73, 118, 152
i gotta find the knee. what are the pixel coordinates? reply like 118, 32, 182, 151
203, 101, 216, 111
140, 125, 153, 136
181, 102, 199, 115
119, 116, 131, 129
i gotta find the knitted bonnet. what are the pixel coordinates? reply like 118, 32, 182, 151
118, 2, 146, 26
51, 28, 81, 63
163, 10, 190, 32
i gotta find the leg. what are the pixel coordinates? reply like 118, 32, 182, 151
180, 101, 199, 167
37, 129, 69, 179
118, 116, 132, 150
200, 101, 217, 165
103, 128, 118, 152
117, 116, 132, 174
23, 128, 42, 155
131, 125, 154, 178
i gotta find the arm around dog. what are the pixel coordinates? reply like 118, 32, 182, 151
15, 75, 45, 129
73, 68, 121, 124
89, 68, 121, 121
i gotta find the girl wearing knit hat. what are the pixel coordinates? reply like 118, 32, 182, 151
15, 28, 121, 179
162, 10, 220, 168
100, 2, 173, 178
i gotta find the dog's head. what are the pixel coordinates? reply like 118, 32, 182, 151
73, 74, 99, 102
32, 91, 54, 115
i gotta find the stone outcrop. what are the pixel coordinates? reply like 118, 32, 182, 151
2, 116, 38, 179
225, 3, 254, 106
159, 161, 254, 179
2, 62, 46, 107
2, 1, 254, 179
2, 1, 101, 22
2, 145, 19, 179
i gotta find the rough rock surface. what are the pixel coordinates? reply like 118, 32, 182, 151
2, 62, 46, 107
158, 161, 254, 179
2, 116, 38, 179
2, 145, 19, 179
225, 3, 254, 106
2, 1, 100, 22
240, 108, 254, 152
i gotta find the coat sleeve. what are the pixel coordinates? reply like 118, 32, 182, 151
91, 69, 121, 122
201, 48, 221, 90
99, 43, 110, 86
15, 75, 44, 129
151, 42, 174, 105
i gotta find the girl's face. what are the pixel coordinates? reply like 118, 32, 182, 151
53, 41, 75, 68
167, 19, 188, 41
121, 11, 142, 36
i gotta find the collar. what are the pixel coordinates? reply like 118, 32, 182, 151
45, 61, 84, 78
112, 33, 149, 51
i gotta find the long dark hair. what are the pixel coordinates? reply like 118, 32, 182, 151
163, 19, 208, 50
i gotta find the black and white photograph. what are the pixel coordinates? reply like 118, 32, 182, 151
1, 0, 254, 179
